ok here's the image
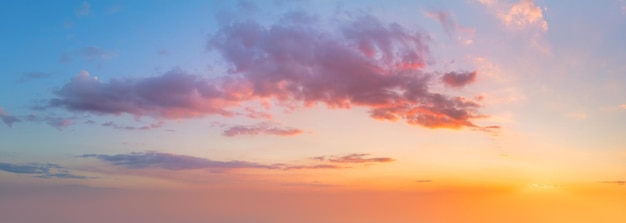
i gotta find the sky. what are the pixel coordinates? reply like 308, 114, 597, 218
1, 0, 626, 222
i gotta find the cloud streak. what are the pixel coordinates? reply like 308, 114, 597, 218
81, 152, 394, 173
47, 12, 487, 129
222, 122, 303, 137
81, 152, 278, 170
0, 162, 87, 179
315, 154, 395, 164
16, 72, 51, 83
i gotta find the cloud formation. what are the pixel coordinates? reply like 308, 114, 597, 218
48, 12, 486, 129
442, 71, 477, 88
0, 162, 87, 179
0, 108, 21, 127
316, 154, 395, 164
479, 0, 548, 31
222, 122, 303, 137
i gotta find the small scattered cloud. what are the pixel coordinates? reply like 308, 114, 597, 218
157, 49, 169, 56
442, 71, 478, 88
59, 53, 72, 63
75, 2, 91, 17
16, 72, 51, 83
0, 162, 87, 179
415, 180, 432, 183
81, 46, 113, 61
316, 154, 395, 164
222, 122, 303, 137
478, 0, 548, 31
0, 108, 21, 128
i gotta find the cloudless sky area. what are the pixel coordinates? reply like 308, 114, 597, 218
1, 0, 626, 222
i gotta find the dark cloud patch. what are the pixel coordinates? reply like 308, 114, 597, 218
442, 71, 477, 88
415, 180, 432, 183
222, 122, 303, 137
0, 162, 87, 179
16, 72, 51, 83
80, 152, 278, 170
319, 154, 395, 164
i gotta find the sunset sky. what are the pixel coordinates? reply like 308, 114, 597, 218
1, 0, 626, 222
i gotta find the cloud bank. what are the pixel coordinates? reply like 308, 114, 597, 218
48, 12, 486, 129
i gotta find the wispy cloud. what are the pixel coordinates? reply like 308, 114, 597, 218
283, 164, 345, 170
601, 181, 625, 185
425, 11, 474, 44
0, 162, 87, 179
81, 46, 113, 61
47, 11, 487, 130
222, 122, 303, 137
16, 72, 51, 83
100, 121, 164, 131
81, 152, 394, 173
75, 2, 91, 17
0, 108, 21, 128
316, 154, 395, 164
415, 180, 433, 183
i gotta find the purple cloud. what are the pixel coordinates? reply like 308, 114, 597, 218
48, 12, 486, 129
442, 71, 477, 88
80, 152, 277, 170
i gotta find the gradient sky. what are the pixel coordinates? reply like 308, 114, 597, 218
1, 0, 626, 222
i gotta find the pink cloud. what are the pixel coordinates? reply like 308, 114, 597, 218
48, 12, 487, 130
479, 0, 548, 31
